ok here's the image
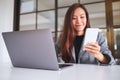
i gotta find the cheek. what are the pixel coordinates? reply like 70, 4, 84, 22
72, 20, 75, 25
85, 18, 87, 23
83, 18, 87, 22
72, 20, 76, 27
83, 19, 87, 25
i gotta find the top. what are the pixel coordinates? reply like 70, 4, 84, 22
74, 35, 84, 63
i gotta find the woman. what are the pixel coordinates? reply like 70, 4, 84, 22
56, 3, 115, 65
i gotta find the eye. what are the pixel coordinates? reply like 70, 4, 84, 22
80, 15, 86, 18
80, 16, 85, 18
80, 17, 84, 18
72, 17, 77, 20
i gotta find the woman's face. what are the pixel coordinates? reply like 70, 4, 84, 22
72, 7, 87, 35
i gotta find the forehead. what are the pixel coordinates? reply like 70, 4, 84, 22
73, 7, 86, 15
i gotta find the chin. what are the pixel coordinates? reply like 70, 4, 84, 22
76, 28, 84, 31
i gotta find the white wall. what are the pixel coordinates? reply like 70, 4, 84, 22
0, 0, 14, 64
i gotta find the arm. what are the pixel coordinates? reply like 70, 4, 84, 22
83, 42, 109, 64
55, 40, 64, 63
83, 32, 116, 65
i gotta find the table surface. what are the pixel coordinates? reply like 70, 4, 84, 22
0, 63, 120, 80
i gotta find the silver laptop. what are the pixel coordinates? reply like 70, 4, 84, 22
2, 29, 72, 70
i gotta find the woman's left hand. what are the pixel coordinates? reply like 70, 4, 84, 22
83, 42, 100, 57
83, 42, 109, 64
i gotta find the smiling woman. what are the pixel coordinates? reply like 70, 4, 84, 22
56, 3, 116, 65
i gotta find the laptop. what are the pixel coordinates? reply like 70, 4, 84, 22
2, 29, 73, 70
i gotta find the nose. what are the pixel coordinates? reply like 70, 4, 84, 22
76, 17, 81, 23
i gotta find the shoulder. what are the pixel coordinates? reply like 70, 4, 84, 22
97, 32, 106, 41
97, 32, 108, 46
97, 32, 107, 44
97, 32, 104, 38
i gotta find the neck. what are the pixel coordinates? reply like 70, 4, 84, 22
76, 31, 84, 36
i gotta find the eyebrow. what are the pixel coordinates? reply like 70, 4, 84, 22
73, 14, 86, 17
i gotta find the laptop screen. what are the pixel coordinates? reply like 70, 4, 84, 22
2, 29, 60, 70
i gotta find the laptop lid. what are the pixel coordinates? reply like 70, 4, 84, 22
2, 29, 59, 70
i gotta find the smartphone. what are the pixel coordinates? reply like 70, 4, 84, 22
83, 28, 100, 46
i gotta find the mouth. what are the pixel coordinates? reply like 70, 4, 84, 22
76, 25, 81, 27
75, 25, 85, 30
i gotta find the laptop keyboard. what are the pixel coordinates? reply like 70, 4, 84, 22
59, 63, 73, 68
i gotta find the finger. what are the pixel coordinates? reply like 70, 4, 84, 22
86, 42, 100, 51
84, 47, 98, 55
87, 42, 98, 47
84, 45, 98, 51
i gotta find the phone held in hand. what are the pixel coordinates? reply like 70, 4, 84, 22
83, 28, 101, 46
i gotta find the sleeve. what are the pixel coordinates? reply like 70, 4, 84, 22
55, 40, 65, 63
96, 32, 116, 65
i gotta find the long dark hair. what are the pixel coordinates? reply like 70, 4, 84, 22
60, 3, 90, 63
